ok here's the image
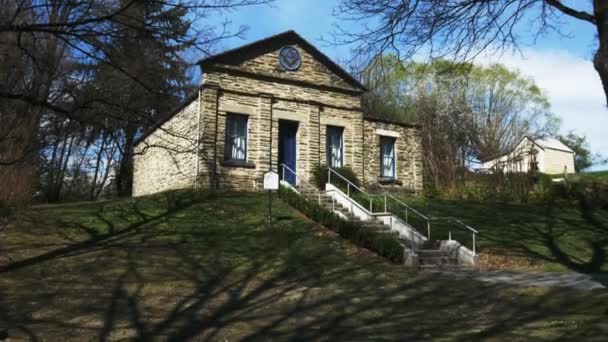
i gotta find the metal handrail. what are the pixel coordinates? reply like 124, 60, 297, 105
327, 167, 388, 213
281, 163, 315, 190
326, 167, 479, 254
282, 164, 346, 213
386, 193, 428, 220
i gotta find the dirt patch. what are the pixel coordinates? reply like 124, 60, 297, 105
479, 250, 544, 272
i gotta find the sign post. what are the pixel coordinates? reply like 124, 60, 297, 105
263, 170, 279, 224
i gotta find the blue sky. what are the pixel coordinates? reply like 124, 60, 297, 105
207, 0, 607, 170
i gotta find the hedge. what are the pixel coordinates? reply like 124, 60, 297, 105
278, 185, 404, 263
312, 164, 361, 191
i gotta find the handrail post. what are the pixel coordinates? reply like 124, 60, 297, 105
318, 193, 321, 205
405, 208, 408, 223
427, 219, 431, 240
369, 197, 372, 212
282, 164, 285, 181
472, 233, 476, 255
347, 183, 350, 197
384, 194, 387, 212
328, 168, 331, 185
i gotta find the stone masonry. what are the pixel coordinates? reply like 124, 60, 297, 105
133, 31, 423, 196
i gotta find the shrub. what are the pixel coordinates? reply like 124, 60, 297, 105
0, 200, 13, 229
312, 164, 361, 191
278, 185, 404, 263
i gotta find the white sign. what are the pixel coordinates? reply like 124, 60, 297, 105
263, 171, 279, 190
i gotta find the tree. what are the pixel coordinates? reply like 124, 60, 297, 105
466, 63, 558, 161
333, 0, 608, 108
360, 56, 558, 189
0, 0, 272, 203
559, 131, 606, 172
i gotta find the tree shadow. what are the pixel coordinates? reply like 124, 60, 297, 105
516, 199, 608, 286
0, 194, 195, 274
1, 192, 607, 340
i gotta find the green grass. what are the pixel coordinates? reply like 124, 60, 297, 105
554, 170, 608, 183
0, 190, 607, 340
399, 196, 608, 273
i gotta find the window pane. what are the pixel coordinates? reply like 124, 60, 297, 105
326, 126, 343, 168
381, 137, 395, 178
224, 114, 247, 161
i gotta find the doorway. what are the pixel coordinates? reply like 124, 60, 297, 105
278, 120, 298, 185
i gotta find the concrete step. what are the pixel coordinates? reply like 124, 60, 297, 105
417, 248, 460, 270
420, 257, 458, 265
417, 249, 445, 256
419, 264, 473, 271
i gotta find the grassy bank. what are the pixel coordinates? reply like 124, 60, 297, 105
0, 191, 607, 340
400, 195, 608, 272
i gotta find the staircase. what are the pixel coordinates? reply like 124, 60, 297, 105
286, 166, 479, 271
417, 241, 461, 270
314, 191, 399, 236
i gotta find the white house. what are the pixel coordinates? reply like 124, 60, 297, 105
480, 136, 576, 175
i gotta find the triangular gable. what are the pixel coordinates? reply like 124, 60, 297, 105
197, 30, 366, 92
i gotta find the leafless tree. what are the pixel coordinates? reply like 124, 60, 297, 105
0, 0, 272, 203
333, 0, 608, 107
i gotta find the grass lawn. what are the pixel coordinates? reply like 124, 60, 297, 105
1, 191, 607, 340
554, 170, 608, 183
399, 196, 608, 273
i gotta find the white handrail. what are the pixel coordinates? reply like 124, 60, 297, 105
326, 167, 479, 254
327, 167, 370, 196
386, 193, 428, 220
327, 167, 388, 213
281, 163, 325, 205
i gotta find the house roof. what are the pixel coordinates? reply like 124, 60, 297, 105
480, 135, 574, 163
534, 137, 574, 153
196, 30, 366, 91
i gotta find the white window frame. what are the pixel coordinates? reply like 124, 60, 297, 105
224, 113, 249, 162
380, 136, 397, 179
326, 125, 344, 168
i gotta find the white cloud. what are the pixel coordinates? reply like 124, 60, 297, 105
475, 48, 608, 169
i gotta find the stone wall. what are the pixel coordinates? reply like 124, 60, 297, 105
132, 37, 424, 196
238, 43, 356, 91
197, 51, 364, 191
133, 98, 200, 196
362, 119, 423, 192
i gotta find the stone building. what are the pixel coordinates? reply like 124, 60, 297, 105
133, 31, 423, 196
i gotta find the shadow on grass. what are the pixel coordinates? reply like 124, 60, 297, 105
516, 199, 608, 286
0, 192, 607, 340
0, 196, 191, 274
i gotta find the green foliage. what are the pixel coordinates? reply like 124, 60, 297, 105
0, 200, 12, 220
362, 55, 560, 194
312, 164, 361, 191
429, 172, 555, 203
278, 186, 404, 263
558, 131, 606, 172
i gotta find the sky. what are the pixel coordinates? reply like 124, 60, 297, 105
206, 0, 608, 170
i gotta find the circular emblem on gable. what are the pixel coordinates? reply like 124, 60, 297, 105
278, 46, 301, 71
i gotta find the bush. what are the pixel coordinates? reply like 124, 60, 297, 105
278, 185, 404, 263
312, 164, 361, 191
0, 200, 13, 228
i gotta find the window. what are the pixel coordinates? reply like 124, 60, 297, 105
224, 113, 248, 161
326, 126, 344, 168
380, 136, 396, 179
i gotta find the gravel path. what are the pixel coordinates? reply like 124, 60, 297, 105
429, 270, 608, 290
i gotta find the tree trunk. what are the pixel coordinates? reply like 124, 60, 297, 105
116, 124, 136, 197
594, 0, 608, 107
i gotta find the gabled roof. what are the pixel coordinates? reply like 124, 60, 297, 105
196, 30, 366, 91
535, 137, 574, 153
480, 135, 574, 163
